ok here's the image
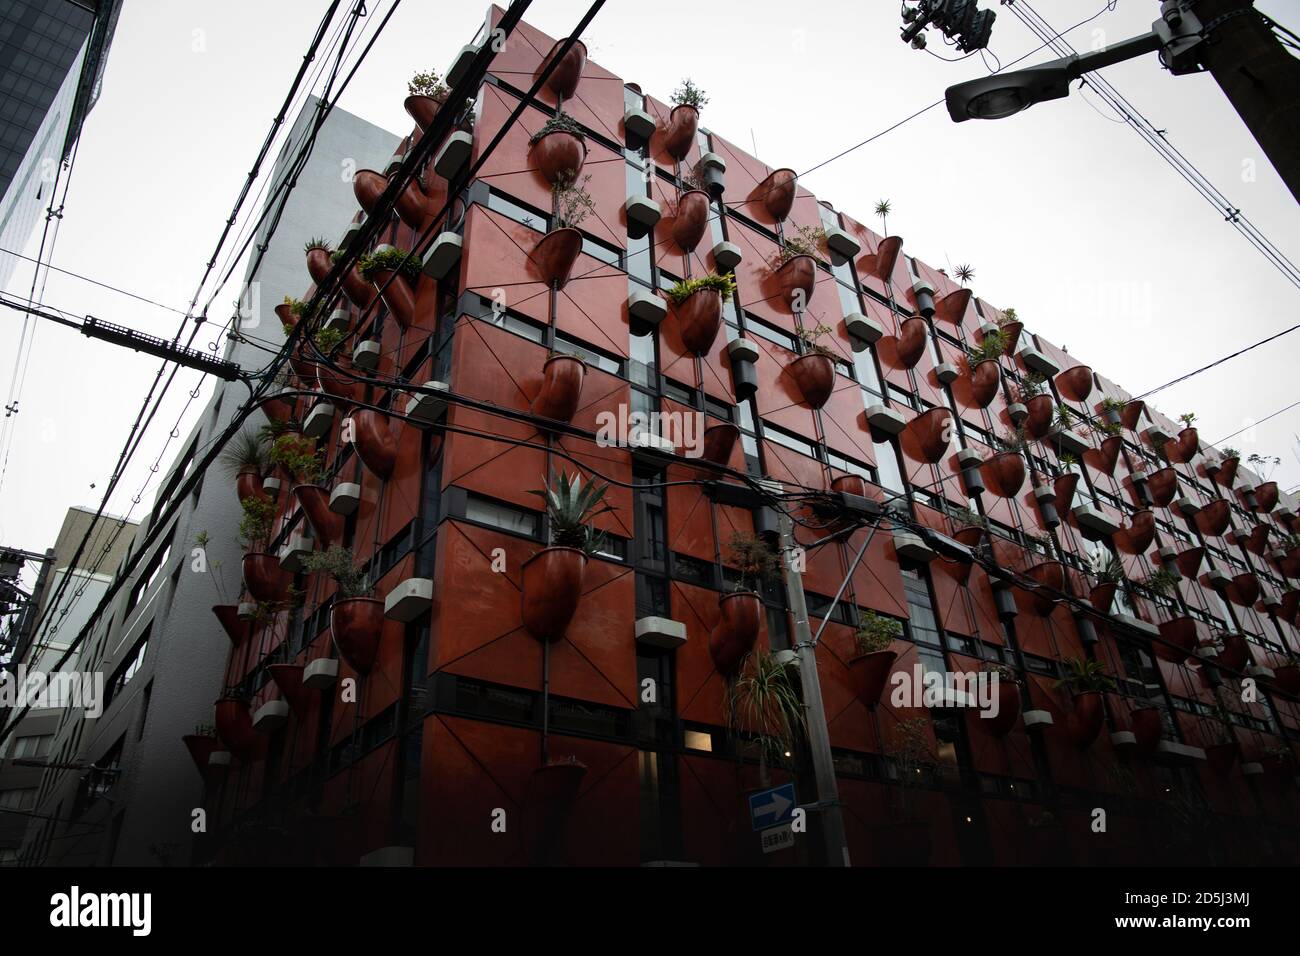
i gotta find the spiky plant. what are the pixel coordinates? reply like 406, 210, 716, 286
529, 471, 613, 555
726, 650, 804, 787
664, 273, 736, 305
970, 328, 1007, 363
873, 199, 891, 236
530, 110, 585, 144
1054, 657, 1116, 694
218, 429, 269, 478
304, 237, 332, 254
954, 263, 974, 285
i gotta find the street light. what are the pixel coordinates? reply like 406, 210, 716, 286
945, 1, 1204, 123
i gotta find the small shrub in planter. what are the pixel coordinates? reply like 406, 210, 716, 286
302, 546, 384, 673
357, 246, 423, 283
664, 272, 737, 305
969, 328, 1007, 364
1054, 657, 1113, 748
711, 532, 779, 675
529, 110, 585, 145
726, 650, 803, 790
770, 224, 828, 269
847, 611, 901, 709
670, 78, 709, 110
665, 273, 736, 355
552, 171, 596, 229
269, 432, 325, 486
408, 69, 448, 99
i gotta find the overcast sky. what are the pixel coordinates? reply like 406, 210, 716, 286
1, 0, 1297, 575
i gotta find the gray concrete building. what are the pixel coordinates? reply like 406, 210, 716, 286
15, 96, 399, 865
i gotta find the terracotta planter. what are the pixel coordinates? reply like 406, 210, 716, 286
1167, 427, 1199, 464
860, 235, 902, 281
351, 408, 397, 479
1118, 509, 1155, 555
934, 288, 972, 324
341, 263, 378, 309
1146, 466, 1178, 507
1066, 690, 1105, 749
353, 168, 429, 227
315, 356, 364, 404
243, 552, 290, 603
1271, 664, 1300, 696
788, 353, 836, 409
981, 680, 1022, 737
1280, 548, 1300, 579
263, 391, 297, 423
967, 359, 1000, 408
182, 735, 225, 779
894, 316, 928, 369
1023, 561, 1064, 616
903, 406, 953, 463
1205, 742, 1237, 776
942, 527, 983, 585
1156, 617, 1198, 664
538, 38, 587, 99
1175, 545, 1204, 578
370, 269, 417, 328
774, 255, 816, 309
294, 484, 343, 546
847, 650, 897, 709
214, 698, 258, 761
1195, 499, 1231, 537
709, 591, 762, 675
306, 246, 333, 286
274, 302, 297, 330
662, 104, 698, 160
1239, 524, 1269, 555
527, 759, 587, 859
1129, 705, 1163, 755
1227, 572, 1259, 607
403, 92, 447, 132
1054, 472, 1080, 513
1216, 632, 1249, 670
1120, 399, 1145, 430
758, 168, 797, 222
701, 422, 740, 468
1254, 481, 1279, 512
670, 189, 711, 251
1279, 589, 1300, 625
1023, 394, 1055, 439
236, 469, 266, 504
1215, 456, 1239, 487
831, 474, 868, 497
979, 451, 1025, 498
531, 130, 586, 185
530, 228, 583, 289
521, 546, 587, 643
268, 663, 309, 715
675, 288, 723, 356
533, 354, 586, 422
1090, 581, 1117, 614
1089, 435, 1123, 476
330, 597, 385, 673
997, 321, 1023, 355
1055, 365, 1094, 402
212, 604, 253, 646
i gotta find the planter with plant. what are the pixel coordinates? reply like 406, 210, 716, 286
529, 111, 587, 185
726, 650, 805, 791
861, 200, 903, 282
1204, 690, 1239, 774
1215, 448, 1240, 487
1163, 412, 1199, 463
665, 272, 735, 356
358, 245, 422, 328
846, 610, 902, 708
530, 172, 595, 289
267, 663, 310, 716
961, 332, 1004, 408
1146, 465, 1179, 507
310, 327, 365, 405
770, 225, 826, 309
1054, 657, 1115, 749
1098, 396, 1125, 427
1154, 614, 1198, 664
301, 546, 383, 673
522, 472, 612, 643
405, 69, 449, 131
238, 493, 289, 603
755, 167, 797, 223
902, 406, 953, 464
1022, 560, 1065, 616
211, 598, 254, 647
711, 532, 780, 675
980, 662, 1023, 736
538, 37, 587, 100
788, 324, 838, 409
306, 239, 375, 310
1089, 433, 1124, 476
980, 433, 1026, 499
1117, 508, 1156, 555
663, 78, 706, 159
213, 694, 259, 762
352, 165, 432, 229
669, 185, 711, 252
893, 314, 929, 370
219, 429, 270, 504
1022, 390, 1055, 440
273, 432, 341, 547
533, 350, 586, 423
1055, 364, 1094, 403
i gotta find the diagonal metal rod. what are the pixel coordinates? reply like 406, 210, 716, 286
809, 519, 888, 648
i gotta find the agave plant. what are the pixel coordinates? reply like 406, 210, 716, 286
726, 650, 804, 787
1054, 657, 1116, 694
530, 471, 613, 555
873, 199, 891, 236
218, 429, 269, 478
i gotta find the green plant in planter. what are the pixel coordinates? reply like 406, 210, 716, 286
948, 506, 987, 530
1142, 567, 1180, 597
999, 307, 1018, 324
312, 325, 345, 355
1054, 403, 1076, 430
725, 531, 781, 593
552, 171, 596, 229
194, 722, 218, 738
1090, 549, 1125, 584
1247, 452, 1281, 479
954, 263, 974, 285
726, 650, 803, 788
1092, 418, 1123, 437
670, 77, 709, 110
282, 295, 315, 320
1178, 412, 1197, 428
408, 69, 448, 99
530, 110, 585, 144
269, 432, 324, 485
664, 272, 736, 305
304, 237, 332, 255
357, 246, 423, 282
1054, 657, 1116, 694
796, 324, 836, 358
300, 546, 371, 599
771, 224, 828, 268
238, 495, 276, 550
981, 660, 1019, 684
1057, 452, 1078, 471
218, 429, 269, 478
1015, 372, 1045, 400
854, 610, 902, 655
993, 427, 1028, 455
970, 328, 1007, 363
1100, 397, 1124, 413
873, 199, 891, 235
1221, 446, 1239, 459
529, 470, 613, 556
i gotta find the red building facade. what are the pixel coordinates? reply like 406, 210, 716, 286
197, 7, 1300, 866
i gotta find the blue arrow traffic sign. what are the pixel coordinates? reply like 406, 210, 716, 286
749, 783, 797, 831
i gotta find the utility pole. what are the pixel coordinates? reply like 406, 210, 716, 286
779, 510, 852, 867
1192, 0, 1300, 204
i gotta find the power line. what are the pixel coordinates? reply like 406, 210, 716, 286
1132, 320, 1300, 401
0, 246, 187, 316
1208, 399, 1300, 446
